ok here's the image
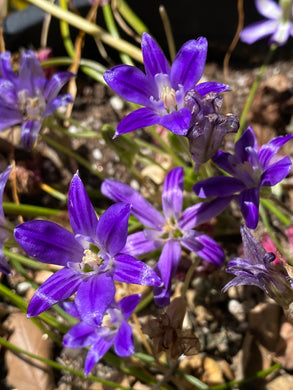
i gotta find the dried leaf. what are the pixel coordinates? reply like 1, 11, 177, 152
4, 312, 54, 390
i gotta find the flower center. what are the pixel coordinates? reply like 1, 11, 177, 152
234, 161, 261, 188
161, 86, 177, 112
280, 0, 292, 21
18, 89, 46, 122
82, 249, 104, 268
81, 246, 113, 273
161, 219, 182, 240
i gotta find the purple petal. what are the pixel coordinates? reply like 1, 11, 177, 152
14, 220, 84, 266
21, 120, 41, 150
27, 268, 83, 317
43, 71, 74, 100
179, 197, 233, 230
181, 231, 224, 266
153, 240, 181, 307
162, 167, 184, 221
261, 156, 292, 186
238, 187, 260, 229
0, 251, 11, 274
96, 203, 130, 256
223, 275, 263, 292
60, 301, 80, 318
0, 166, 11, 217
240, 224, 267, 264
103, 64, 155, 106
68, 172, 99, 238
212, 151, 236, 175
44, 94, 73, 116
270, 20, 291, 45
0, 79, 17, 105
141, 33, 170, 79
195, 81, 230, 96
18, 50, 46, 94
118, 294, 141, 320
0, 105, 22, 130
240, 20, 278, 44
0, 52, 17, 83
258, 134, 293, 169
101, 179, 165, 230
235, 127, 257, 161
113, 253, 162, 286
85, 338, 113, 376
121, 231, 163, 256
115, 107, 161, 136
158, 107, 191, 135
170, 37, 207, 91
255, 0, 281, 18
114, 321, 134, 357
75, 274, 115, 326
63, 322, 96, 348
194, 176, 245, 198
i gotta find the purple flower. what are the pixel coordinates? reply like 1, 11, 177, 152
101, 167, 225, 307
0, 50, 74, 149
0, 166, 12, 274
240, 0, 293, 46
194, 127, 293, 229
63, 294, 140, 375
223, 225, 293, 320
103, 33, 229, 137
185, 89, 239, 171
14, 172, 161, 319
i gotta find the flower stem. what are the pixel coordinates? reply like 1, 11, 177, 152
236, 43, 277, 140
159, 5, 176, 61
116, 0, 148, 35
3, 202, 61, 217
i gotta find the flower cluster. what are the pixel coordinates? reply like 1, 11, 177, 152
0, 50, 74, 149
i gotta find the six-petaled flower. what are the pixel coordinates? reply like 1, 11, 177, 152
102, 167, 225, 307
0, 50, 74, 149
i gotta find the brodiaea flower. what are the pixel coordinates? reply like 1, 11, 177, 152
62, 294, 140, 375
14, 172, 161, 319
0, 166, 12, 274
194, 127, 293, 229
240, 0, 293, 46
0, 50, 74, 149
102, 167, 224, 306
103, 32, 229, 137
223, 225, 293, 322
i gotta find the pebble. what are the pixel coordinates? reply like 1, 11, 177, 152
92, 148, 102, 160
16, 281, 32, 295
130, 179, 140, 191
109, 96, 124, 111
228, 299, 245, 322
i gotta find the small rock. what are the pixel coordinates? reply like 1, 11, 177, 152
109, 96, 124, 111
16, 282, 32, 295
228, 299, 245, 322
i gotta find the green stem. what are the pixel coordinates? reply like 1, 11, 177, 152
3, 248, 60, 271
159, 5, 176, 61
41, 133, 105, 179
26, 0, 143, 62
3, 202, 62, 217
236, 43, 277, 140
260, 198, 291, 227
103, 4, 134, 65
116, 0, 148, 35
0, 336, 132, 390
210, 363, 281, 390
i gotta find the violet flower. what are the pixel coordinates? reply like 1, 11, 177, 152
102, 167, 225, 307
14, 173, 161, 319
0, 166, 12, 274
62, 294, 140, 375
240, 0, 293, 46
194, 127, 293, 229
223, 225, 293, 322
103, 33, 229, 137
185, 89, 239, 171
0, 50, 74, 149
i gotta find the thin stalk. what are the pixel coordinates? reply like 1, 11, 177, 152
39, 183, 67, 202
3, 248, 60, 271
236, 43, 277, 140
41, 133, 105, 179
26, 0, 143, 62
3, 202, 61, 217
0, 337, 132, 390
103, 3, 134, 65
116, 0, 148, 35
260, 197, 291, 227
159, 5, 176, 61
180, 259, 199, 298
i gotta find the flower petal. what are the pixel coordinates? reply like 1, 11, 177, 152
113, 253, 162, 286
103, 64, 155, 106
162, 167, 184, 221
258, 133, 293, 169
153, 240, 181, 307
0, 166, 11, 217
261, 156, 292, 186
114, 321, 134, 357
21, 120, 41, 150
101, 179, 165, 230
0, 52, 17, 83
75, 274, 115, 327
141, 32, 170, 79
194, 176, 245, 198
235, 127, 257, 161
63, 322, 96, 348
118, 294, 141, 320
43, 71, 75, 100
85, 338, 113, 376
27, 268, 83, 317
195, 81, 230, 96
14, 220, 84, 265
18, 50, 46, 94
240, 20, 278, 44
96, 203, 130, 256
238, 187, 260, 229
158, 107, 191, 135
255, 0, 282, 19
170, 37, 207, 91
0, 105, 22, 131
0, 251, 11, 274
121, 231, 163, 256
181, 231, 224, 266
44, 94, 73, 116
270, 20, 291, 45
115, 107, 161, 136
0, 79, 17, 105
68, 172, 99, 238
